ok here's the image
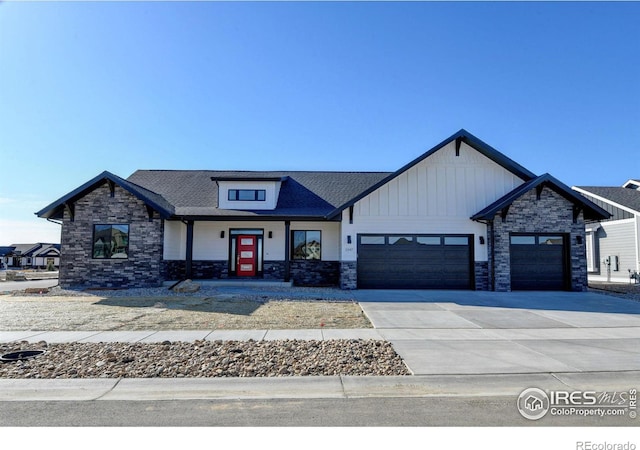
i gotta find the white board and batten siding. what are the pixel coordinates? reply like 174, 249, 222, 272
341, 140, 525, 262
163, 220, 341, 262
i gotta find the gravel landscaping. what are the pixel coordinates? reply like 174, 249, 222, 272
0, 339, 410, 378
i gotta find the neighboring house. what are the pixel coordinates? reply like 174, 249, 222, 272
37, 129, 609, 291
573, 180, 640, 283
1, 244, 61, 269
0, 247, 14, 269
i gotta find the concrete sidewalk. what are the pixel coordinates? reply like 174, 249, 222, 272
1, 371, 638, 402
0, 328, 383, 344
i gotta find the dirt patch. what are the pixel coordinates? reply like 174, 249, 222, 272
0, 295, 372, 331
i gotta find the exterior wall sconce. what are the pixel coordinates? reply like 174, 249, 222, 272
220, 230, 225, 239
268, 231, 273, 239
479, 236, 485, 245
576, 235, 583, 245
347, 235, 352, 244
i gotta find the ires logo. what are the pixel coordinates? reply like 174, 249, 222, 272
518, 388, 637, 421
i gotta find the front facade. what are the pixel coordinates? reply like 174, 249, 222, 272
573, 180, 640, 283
37, 130, 609, 291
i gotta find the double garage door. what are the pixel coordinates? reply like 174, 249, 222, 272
357, 234, 473, 289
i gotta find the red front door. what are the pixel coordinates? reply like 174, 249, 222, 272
236, 235, 257, 277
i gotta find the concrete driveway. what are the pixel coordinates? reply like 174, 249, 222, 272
353, 290, 640, 375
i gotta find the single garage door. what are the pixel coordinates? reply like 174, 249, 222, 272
357, 234, 473, 289
510, 234, 568, 290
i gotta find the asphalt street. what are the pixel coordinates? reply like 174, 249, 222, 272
1, 396, 635, 427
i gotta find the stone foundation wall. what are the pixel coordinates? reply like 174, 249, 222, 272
263, 261, 286, 280
160, 259, 339, 287
59, 182, 164, 289
474, 261, 489, 291
340, 261, 358, 290
290, 260, 339, 286
161, 260, 228, 281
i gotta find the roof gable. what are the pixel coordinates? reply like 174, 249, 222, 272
326, 129, 537, 218
36, 171, 174, 220
471, 173, 611, 222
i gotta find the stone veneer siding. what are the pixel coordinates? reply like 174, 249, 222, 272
491, 186, 587, 292
60, 182, 164, 289
161, 260, 228, 281
474, 261, 489, 291
160, 260, 339, 287
290, 260, 339, 286
340, 261, 358, 290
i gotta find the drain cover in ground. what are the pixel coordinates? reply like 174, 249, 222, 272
1, 350, 46, 362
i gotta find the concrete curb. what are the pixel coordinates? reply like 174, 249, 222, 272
0, 371, 637, 402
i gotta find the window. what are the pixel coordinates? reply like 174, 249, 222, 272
93, 224, 129, 259
292, 230, 321, 260
228, 189, 266, 201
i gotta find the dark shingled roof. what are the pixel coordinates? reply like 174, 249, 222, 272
126, 170, 391, 219
0, 246, 15, 256
574, 186, 640, 213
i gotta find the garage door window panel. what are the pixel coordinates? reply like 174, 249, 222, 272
417, 236, 441, 245
389, 236, 414, 245
360, 236, 386, 245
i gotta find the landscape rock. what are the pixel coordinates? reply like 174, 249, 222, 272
170, 280, 201, 293
6, 272, 27, 281
0, 340, 410, 379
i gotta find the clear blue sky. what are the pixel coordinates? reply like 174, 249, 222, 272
1, 1, 638, 245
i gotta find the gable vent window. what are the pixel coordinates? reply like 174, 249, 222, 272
228, 189, 266, 201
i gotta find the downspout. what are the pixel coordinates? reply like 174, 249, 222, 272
489, 220, 495, 291
284, 220, 291, 283
181, 219, 194, 280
